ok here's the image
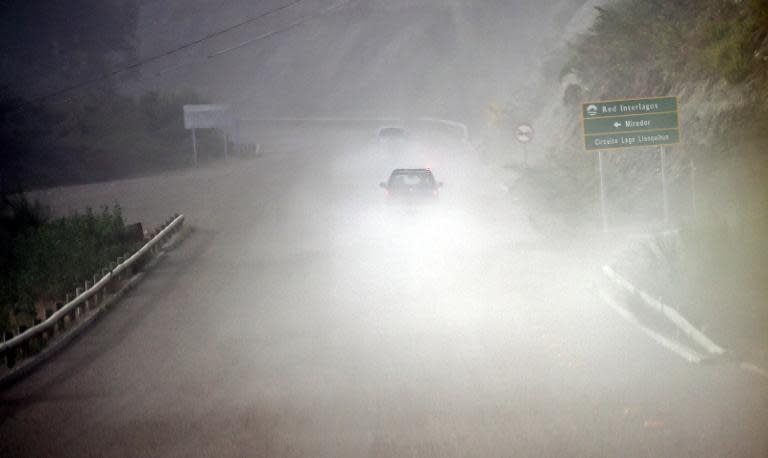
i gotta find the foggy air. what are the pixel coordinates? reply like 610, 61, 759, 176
1, 1, 767, 457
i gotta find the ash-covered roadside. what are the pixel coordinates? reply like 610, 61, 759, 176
605, 223, 768, 369
476, 0, 768, 371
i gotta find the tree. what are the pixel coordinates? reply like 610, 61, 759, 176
0, 0, 139, 99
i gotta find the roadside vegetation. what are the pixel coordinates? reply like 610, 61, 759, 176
0, 193, 136, 337
0, 1, 139, 101
0, 0, 219, 338
564, 0, 768, 94
0, 0, 227, 189
550, 0, 768, 363
1, 88, 223, 189
553, 0, 768, 212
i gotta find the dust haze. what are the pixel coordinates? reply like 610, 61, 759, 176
1, 1, 767, 457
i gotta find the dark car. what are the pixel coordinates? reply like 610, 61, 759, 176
377, 126, 408, 140
380, 168, 443, 204
377, 127, 409, 154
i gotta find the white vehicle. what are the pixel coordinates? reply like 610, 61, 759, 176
376, 126, 409, 154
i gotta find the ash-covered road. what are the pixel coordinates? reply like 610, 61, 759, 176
1, 128, 766, 457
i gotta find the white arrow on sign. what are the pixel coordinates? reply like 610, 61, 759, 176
613, 121, 622, 128
516, 123, 534, 144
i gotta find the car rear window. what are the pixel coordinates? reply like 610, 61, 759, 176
389, 171, 435, 188
379, 127, 407, 138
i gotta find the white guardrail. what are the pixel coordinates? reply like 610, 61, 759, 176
238, 117, 471, 143
602, 264, 725, 355
418, 117, 470, 143
0, 214, 185, 366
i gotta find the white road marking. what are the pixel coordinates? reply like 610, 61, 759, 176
602, 265, 724, 355
599, 289, 703, 364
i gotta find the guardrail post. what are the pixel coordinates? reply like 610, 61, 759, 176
60, 295, 70, 332
116, 258, 124, 281
75, 287, 84, 318
101, 268, 110, 294
32, 318, 42, 353
67, 292, 76, 327
108, 263, 117, 293
93, 274, 101, 304
45, 308, 54, 340
19, 324, 29, 358
4, 331, 15, 368
54, 301, 63, 334
165, 217, 173, 234
32, 320, 41, 351
123, 252, 131, 275
84, 281, 92, 310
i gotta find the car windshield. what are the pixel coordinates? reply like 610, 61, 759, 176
389, 171, 434, 188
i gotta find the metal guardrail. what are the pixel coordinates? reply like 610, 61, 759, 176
0, 214, 185, 367
602, 264, 725, 355
237, 117, 471, 143
417, 117, 470, 143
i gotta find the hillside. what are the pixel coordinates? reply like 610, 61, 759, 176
520, 0, 768, 229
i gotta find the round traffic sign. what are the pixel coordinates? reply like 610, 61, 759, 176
516, 123, 534, 144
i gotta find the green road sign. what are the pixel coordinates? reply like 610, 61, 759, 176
582, 96, 679, 151
586, 130, 680, 150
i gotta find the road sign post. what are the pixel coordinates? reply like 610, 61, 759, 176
598, 150, 608, 232
183, 104, 234, 166
515, 123, 534, 168
660, 146, 669, 223
517, 143, 528, 169
690, 158, 698, 219
191, 128, 198, 166
581, 96, 680, 229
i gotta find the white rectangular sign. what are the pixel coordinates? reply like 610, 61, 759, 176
183, 105, 232, 129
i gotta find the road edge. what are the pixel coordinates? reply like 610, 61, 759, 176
600, 261, 768, 381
